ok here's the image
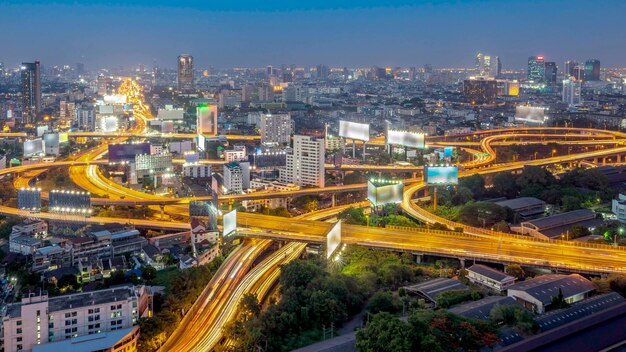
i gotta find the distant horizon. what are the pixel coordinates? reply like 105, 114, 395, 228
2, 0, 625, 69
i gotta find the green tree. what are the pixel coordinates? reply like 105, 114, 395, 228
561, 195, 582, 211
516, 166, 556, 188
569, 224, 591, 239
303, 199, 319, 212
339, 207, 368, 225
550, 288, 569, 310
459, 174, 485, 197
489, 304, 538, 333
141, 266, 157, 282
367, 291, 398, 314
492, 173, 519, 198
458, 202, 508, 228
57, 274, 81, 291
356, 312, 413, 352
452, 186, 475, 205
505, 264, 525, 279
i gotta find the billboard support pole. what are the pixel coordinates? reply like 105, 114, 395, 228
352, 140, 356, 158
433, 186, 438, 211
362, 141, 366, 161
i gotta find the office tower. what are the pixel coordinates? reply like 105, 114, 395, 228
584, 59, 601, 81
196, 103, 218, 136
544, 62, 557, 84
258, 84, 275, 102
316, 64, 329, 79
573, 65, 585, 81
281, 135, 325, 188
266, 65, 274, 77
59, 101, 76, 128
0, 62, 5, 76
21, 61, 41, 124
177, 54, 194, 91
463, 77, 498, 104
475, 53, 501, 78
527, 56, 545, 82
260, 114, 292, 145
562, 78, 582, 106
564, 60, 578, 77
408, 67, 417, 81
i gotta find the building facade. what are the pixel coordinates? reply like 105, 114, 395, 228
177, 54, 194, 91
281, 135, 325, 188
260, 114, 292, 145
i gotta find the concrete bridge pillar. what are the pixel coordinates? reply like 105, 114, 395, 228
160, 204, 165, 220
618, 154, 622, 163
414, 253, 423, 264
459, 258, 466, 268
331, 194, 336, 207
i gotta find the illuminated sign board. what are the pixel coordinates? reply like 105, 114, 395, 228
367, 180, 404, 207
23, 138, 44, 158
103, 94, 128, 105
108, 142, 151, 162
444, 147, 454, 158
223, 209, 237, 237
425, 166, 459, 185
386, 130, 426, 149
515, 106, 547, 124
326, 221, 342, 259
339, 120, 370, 142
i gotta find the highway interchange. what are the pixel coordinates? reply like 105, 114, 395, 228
5, 81, 626, 349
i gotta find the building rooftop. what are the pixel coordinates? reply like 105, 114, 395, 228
5, 285, 137, 319
404, 278, 468, 303
32, 327, 137, 352
535, 292, 625, 332
495, 197, 545, 211
449, 295, 519, 320
507, 274, 595, 306
467, 264, 515, 283
522, 209, 595, 231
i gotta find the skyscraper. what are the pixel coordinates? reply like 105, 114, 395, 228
544, 62, 557, 84
21, 61, 41, 124
564, 60, 579, 77
527, 56, 545, 82
177, 54, 194, 91
280, 135, 325, 188
584, 59, 601, 81
562, 78, 582, 107
463, 77, 498, 105
475, 53, 501, 78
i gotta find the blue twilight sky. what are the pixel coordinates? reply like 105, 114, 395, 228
1, 0, 625, 69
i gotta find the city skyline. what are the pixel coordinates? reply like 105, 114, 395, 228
2, 0, 626, 69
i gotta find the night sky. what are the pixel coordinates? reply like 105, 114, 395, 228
1, 0, 625, 69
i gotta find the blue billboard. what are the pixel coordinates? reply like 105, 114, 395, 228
425, 166, 459, 185
444, 147, 454, 158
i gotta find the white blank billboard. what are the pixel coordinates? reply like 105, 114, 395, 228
24, 138, 44, 158
386, 130, 426, 149
339, 121, 370, 142
367, 181, 404, 207
515, 106, 546, 124
326, 221, 342, 259
223, 209, 237, 237
103, 94, 128, 105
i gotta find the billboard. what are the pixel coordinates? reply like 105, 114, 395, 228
223, 209, 237, 237
108, 142, 151, 162
49, 189, 91, 214
17, 188, 42, 211
59, 132, 69, 144
515, 106, 546, 124
98, 116, 119, 132
339, 120, 370, 142
367, 180, 404, 207
326, 221, 342, 259
425, 166, 459, 185
24, 138, 44, 158
103, 94, 127, 105
444, 147, 454, 158
386, 129, 426, 149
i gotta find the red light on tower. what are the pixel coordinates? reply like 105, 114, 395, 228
537, 56, 544, 60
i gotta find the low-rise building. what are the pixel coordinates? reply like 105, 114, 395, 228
495, 197, 546, 222
2, 285, 151, 352
32, 326, 139, 352
507, 274, 595, 313
516, 209, 602, 239
466, 264, 516, 291
183, 163, 211, 178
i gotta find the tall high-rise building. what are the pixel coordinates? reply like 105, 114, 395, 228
573, 65, 585, 81
177, 54, 194, 91
544, 62, 558, 84
20, 61, 41, 124
584, 59, 601, 81
527, 56, 545, 82
260, 114, 292, 145
0, 62, 5, 76
562, 78, 582, 107
564, 60, 579, 77
196, 103, 218, 136
281, 135, 325, 188
463, 77, 498, 105
316, 64, 329, 79
475, 53, 501, 78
